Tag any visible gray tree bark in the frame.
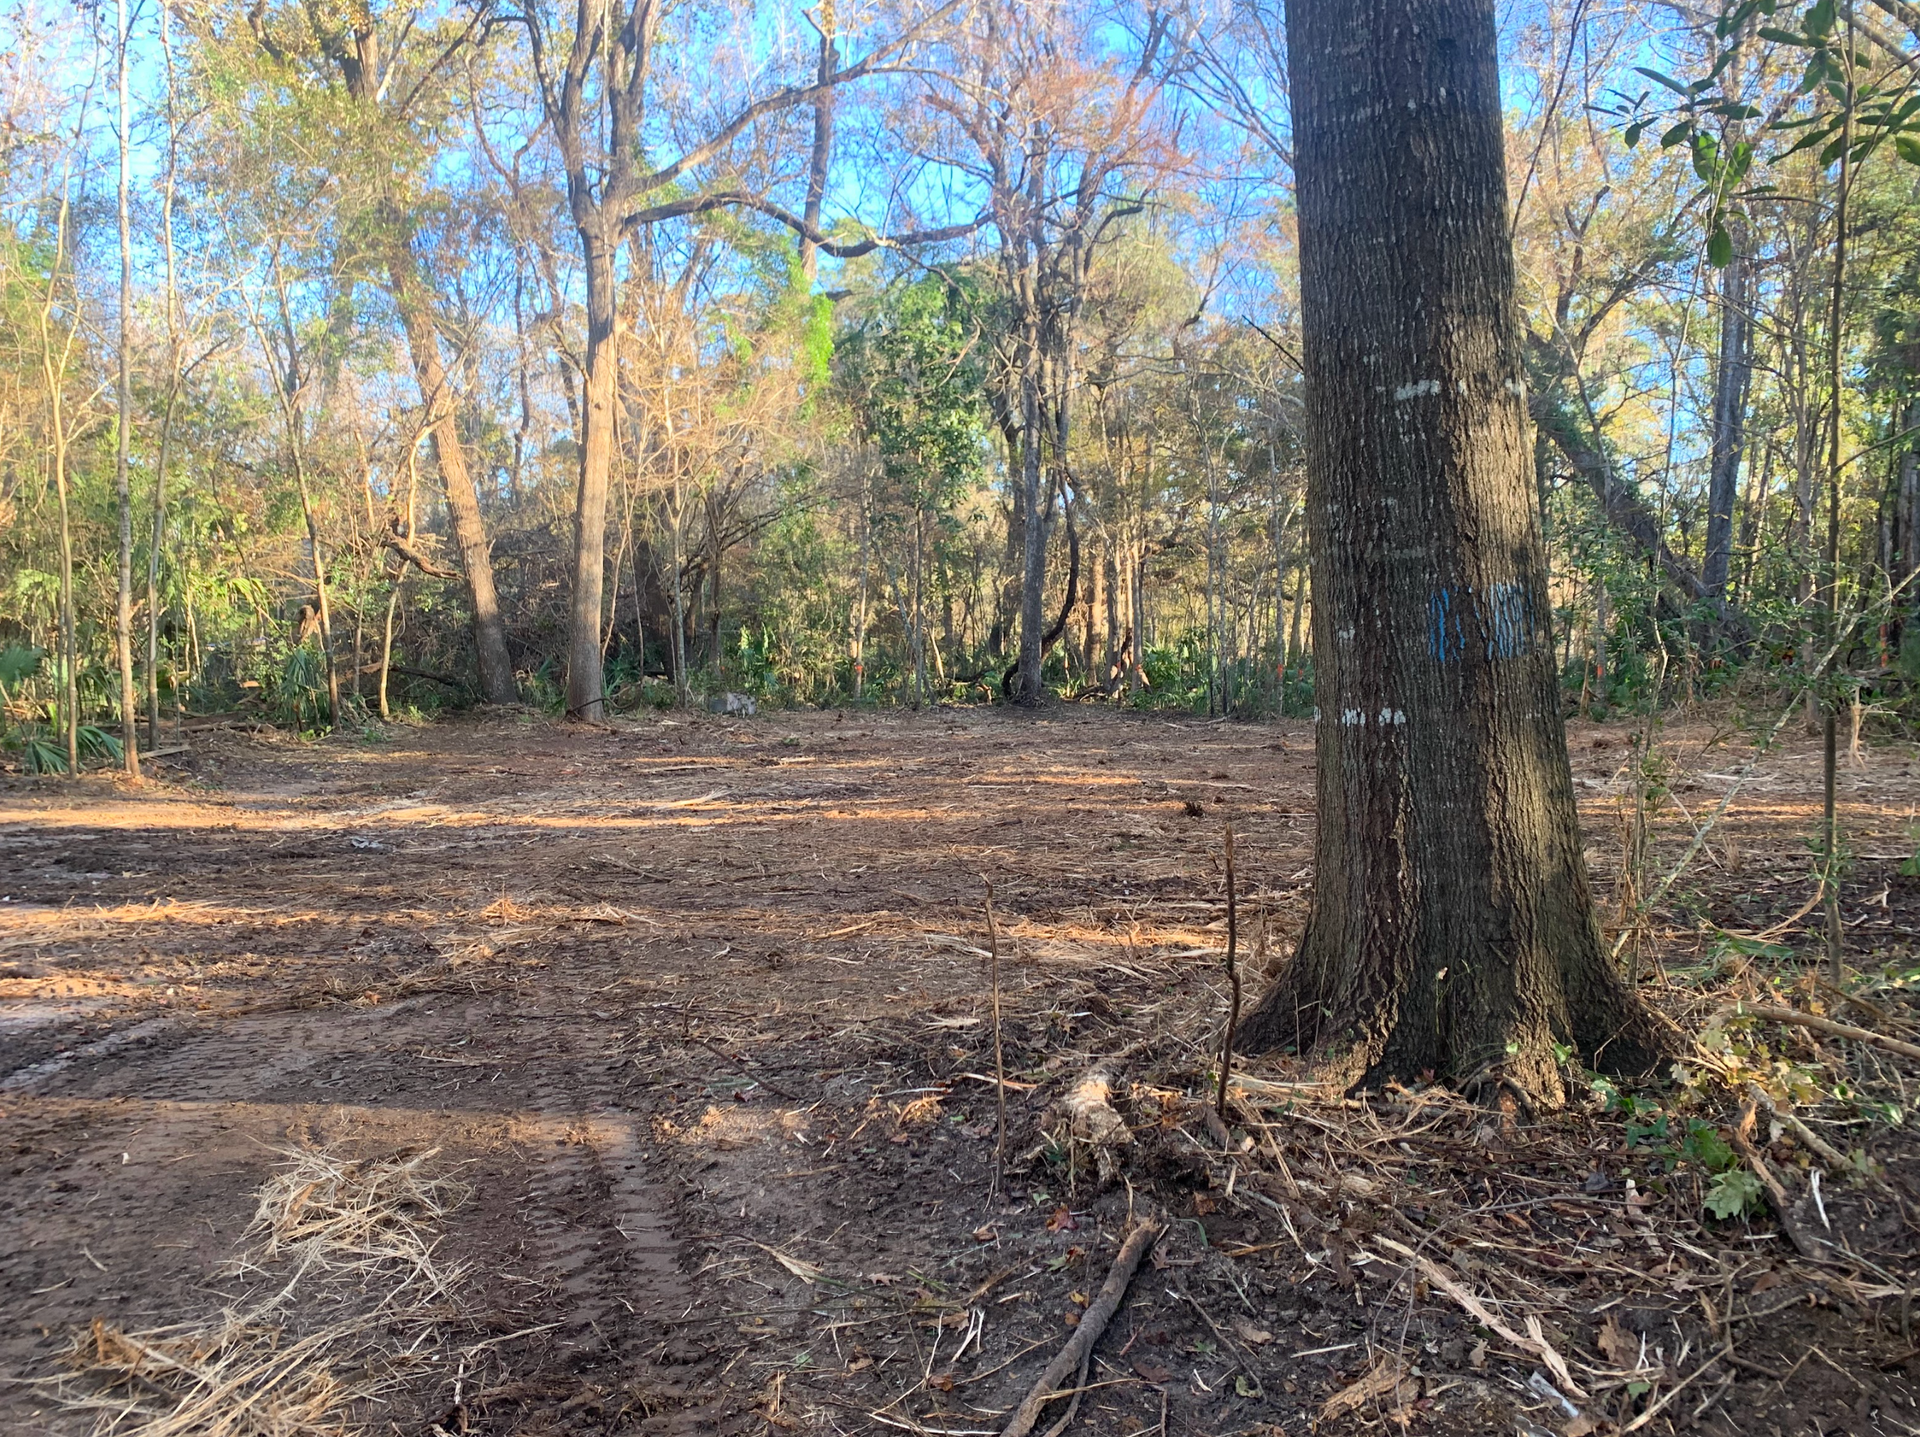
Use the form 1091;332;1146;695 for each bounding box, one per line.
114;0;140;776
1703;225;1752;605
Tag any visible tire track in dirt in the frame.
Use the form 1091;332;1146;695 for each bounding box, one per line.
2;978;718;1432
494;1009;742;1434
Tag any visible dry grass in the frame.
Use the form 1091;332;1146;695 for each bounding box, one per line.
57;1146;467;1437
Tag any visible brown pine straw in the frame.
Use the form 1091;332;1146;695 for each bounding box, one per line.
54;1145;468;1437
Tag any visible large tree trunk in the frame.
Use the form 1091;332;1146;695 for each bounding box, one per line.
565;232;619;721
1702;228;1752;606
387;239;517;705
1238;0;1666;1101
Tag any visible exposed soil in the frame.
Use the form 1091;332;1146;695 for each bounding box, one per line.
4;705;1920;1436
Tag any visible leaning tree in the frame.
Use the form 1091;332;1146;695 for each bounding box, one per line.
1236;0;1671;1103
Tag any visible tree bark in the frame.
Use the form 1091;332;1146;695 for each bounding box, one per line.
1015;319;1048;702
114;0;139;776
386;237;518;705
1703;225;1752;606
798;15;837;284
566;231;620;720
1237;0;1667;1100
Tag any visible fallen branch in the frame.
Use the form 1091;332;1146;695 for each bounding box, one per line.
1815;979;1920;1036
1742;1081;1856;1177
1740;1003;1920;1065
1215;823;1241;1122
382;533;460;579
1374;1236;1586;1399
985;879;1008;1193
997;1223;1160;1437
1622;1344;1729;1433
1731;1099;1827;1263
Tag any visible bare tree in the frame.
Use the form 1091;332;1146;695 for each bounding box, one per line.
917;0;1177;703
245;1;521;705
515;0;964;720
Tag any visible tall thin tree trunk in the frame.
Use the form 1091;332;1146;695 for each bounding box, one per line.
1286;558;1306;673
1238;0;1665;1098
262;259;338;728
1822;61;1855;986
388;243;517;704
669;473;690;707
913;508;928;706
566;232;620;721
113;0;139;775
798;9;837;285
1103;541;1121;695
1895;397;1919;649
147;2;180;753
39;94;89;776
51;418;78;776
1703;224;1752;611
1121;545;1136;691
852;474;871;700
1016;357;1047;704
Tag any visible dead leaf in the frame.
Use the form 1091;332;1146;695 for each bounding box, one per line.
1468;1339;1488;1370
1193;1193;1217;1216
1231;1317;1273;1345
1046;1206;1078;1232
898;1094;943;1126
1597;1311;1636;1367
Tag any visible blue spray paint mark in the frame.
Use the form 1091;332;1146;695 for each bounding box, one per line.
1428;588;1464;661
1428;583;1533;663
1485;582;1532;660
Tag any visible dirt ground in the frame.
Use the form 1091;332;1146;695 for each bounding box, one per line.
4;704;1920;1437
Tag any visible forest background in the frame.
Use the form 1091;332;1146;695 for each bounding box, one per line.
3;0;1919;764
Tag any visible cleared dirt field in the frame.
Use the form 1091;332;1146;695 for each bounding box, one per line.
4;705;1920;1436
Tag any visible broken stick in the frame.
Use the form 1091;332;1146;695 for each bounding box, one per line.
997;1222;1161;1437
1731;1099;1828;1263
1740;1003;1920;1065
1216;823;1240;1122
986;879;1008;1194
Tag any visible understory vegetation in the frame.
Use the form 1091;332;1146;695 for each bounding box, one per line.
1;0;1918;752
